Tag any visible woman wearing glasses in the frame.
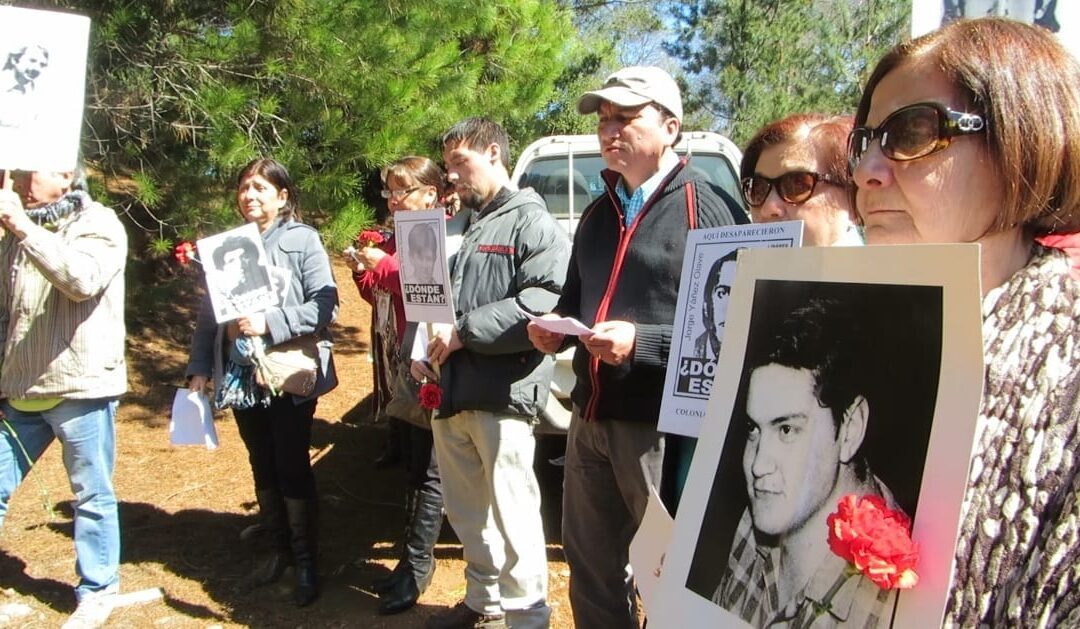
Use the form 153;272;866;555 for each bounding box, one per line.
849;18;1080;625
350;155;450;615
740;113;862;247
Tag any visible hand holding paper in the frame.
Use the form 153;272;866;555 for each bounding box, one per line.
521;308;593;338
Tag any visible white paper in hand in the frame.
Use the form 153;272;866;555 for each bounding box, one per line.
170;388;218;450
519;307;593;336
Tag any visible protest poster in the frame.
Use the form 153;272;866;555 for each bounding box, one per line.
911;0;1079;59
658;221;803;437
196;223;277;323
395;208;455;324
0;6;90;173
651;244;985;628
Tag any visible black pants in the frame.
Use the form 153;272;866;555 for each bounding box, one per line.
400;422;441;496
235;396;318;500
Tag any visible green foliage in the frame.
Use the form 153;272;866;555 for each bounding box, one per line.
22;0;577;252
666;0;910;146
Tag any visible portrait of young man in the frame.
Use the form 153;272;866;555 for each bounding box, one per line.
693;249;738;361
685;281;943;628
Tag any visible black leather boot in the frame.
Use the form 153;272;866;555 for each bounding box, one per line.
236;489;291;593
371;490;417;594
284;497;319;607
378;488;443;615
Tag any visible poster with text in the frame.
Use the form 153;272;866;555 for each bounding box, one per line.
196;223;277;323
912;0;1079;60
0;6;90;172
651;245;985;628
658;221;803;437
395;208;455;324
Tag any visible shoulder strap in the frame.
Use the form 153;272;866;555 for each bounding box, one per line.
685;181;698;230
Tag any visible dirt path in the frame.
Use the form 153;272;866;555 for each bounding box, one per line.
0;259;572;628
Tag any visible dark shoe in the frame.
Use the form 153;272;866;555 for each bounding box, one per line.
284;497;319;607
425;601;506;629
235;489;291;593
377;489;443;614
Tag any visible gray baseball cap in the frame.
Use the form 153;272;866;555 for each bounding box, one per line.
577;66;683;122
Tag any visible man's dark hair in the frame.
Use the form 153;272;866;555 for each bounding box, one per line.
749;296;865;436
442;117;510;169
703;249;739;328
212;235;259;271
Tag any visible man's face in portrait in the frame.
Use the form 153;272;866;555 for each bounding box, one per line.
707;261;735;338
742;363;843;536
220;247;246;289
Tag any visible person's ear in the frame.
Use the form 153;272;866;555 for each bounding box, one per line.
664;117;681;144
57;171;75;191
838;395;869;463
278;187;289;205
486;142;501;167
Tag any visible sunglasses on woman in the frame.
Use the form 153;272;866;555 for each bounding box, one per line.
740;171;843;207
847;102;986;171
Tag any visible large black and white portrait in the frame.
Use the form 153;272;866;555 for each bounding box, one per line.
0;7;90;172
687;281;941;627
650;245;986;628
196;223;276;323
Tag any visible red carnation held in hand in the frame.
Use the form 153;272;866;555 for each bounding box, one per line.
827;494;919;590
173;241;197;266
356;229;387;249
418;381;442;410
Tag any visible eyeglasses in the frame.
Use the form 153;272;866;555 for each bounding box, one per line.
847;102;986;171
741;171;842;207
380;186;423;200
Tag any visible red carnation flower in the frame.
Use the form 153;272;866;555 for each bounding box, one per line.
173;241;198;266
827;494;919;590
419;381;442;410
356;229;387;249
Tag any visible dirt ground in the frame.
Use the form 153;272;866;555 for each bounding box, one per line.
0;259;573;628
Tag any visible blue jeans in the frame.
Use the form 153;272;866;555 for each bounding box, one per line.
0;398;121;601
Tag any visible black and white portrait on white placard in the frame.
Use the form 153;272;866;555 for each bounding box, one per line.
196;223;277;323
0;7;90;172
658;221;802;438
394;208;456;324
688;281;941;627
650;245;986;629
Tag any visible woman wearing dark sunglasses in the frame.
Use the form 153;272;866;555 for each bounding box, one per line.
851;17;1080;626
740;113;862;247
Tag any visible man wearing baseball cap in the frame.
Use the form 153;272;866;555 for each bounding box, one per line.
528;66;747;628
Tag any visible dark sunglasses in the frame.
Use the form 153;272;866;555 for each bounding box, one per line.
740;171;842;207
847;102;986;171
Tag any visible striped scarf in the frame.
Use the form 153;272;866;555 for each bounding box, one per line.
26;190;90;227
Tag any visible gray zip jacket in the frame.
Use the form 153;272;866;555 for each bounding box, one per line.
438;187;569;418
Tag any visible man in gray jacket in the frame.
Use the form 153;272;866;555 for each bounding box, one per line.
418;118;569;629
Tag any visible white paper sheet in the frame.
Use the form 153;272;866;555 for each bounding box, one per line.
629;488;674;616
520;308;594;337
169;388;218;450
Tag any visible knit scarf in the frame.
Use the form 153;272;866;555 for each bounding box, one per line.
26;190;90;227
945;245;1080;627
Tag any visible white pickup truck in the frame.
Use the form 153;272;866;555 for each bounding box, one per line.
511;132;746;433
